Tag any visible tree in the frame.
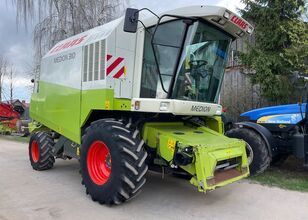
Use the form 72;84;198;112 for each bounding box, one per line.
240;0;308;102
0;56;8;102
10;0;128;61
8;66;15;102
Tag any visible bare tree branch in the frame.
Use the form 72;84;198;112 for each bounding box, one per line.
0;56;9;102
10;0;129;63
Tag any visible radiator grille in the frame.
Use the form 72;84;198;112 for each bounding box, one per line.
83;40;106;82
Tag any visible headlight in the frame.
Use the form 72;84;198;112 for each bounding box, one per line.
215;109;222;115
223;11;231;19
247;26;254;34
160;102;170;111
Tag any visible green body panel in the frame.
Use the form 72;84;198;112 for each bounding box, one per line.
30;81;131;143
204;116;224;134
80;89;114;128
142;122;249;191
113;99;131;111
30;81;82;143
80;89;131;127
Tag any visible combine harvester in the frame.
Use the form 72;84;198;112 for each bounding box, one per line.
28;5;254;205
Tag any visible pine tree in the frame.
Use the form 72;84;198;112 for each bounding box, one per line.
240;0;307;102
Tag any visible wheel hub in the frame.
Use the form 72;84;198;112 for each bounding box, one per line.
31;140;39;163
87;141;112;185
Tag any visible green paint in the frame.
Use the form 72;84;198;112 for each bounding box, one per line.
204;116;224;134
30;81;82;143
80;89;114;128
142;122;249;191
80;91;131;126
113;99;131;111
30;81;132;143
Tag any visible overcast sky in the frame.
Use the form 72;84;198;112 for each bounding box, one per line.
0;0;244;102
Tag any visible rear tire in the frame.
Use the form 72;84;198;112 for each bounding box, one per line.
80;118;148;205
226;128;271;175
29;132;55;170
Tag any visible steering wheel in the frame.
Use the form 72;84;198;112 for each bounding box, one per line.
189;60;209;78
189;60;208;68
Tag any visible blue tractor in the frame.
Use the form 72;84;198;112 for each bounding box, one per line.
226;103;308;175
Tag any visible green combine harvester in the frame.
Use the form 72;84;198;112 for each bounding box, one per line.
28;6;254;205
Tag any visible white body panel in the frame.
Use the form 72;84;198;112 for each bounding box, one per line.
131;98;222;116
41;47;83;89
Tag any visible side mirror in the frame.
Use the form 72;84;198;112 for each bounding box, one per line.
123;8;139;33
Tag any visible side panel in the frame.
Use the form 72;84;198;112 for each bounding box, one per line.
41;47;82;89
80;89;114;128
112;23;137;99
31;42;83;143
30;81;81;143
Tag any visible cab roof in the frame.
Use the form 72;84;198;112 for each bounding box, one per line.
45;5;253;58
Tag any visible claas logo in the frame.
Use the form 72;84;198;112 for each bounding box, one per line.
50;35;87;54
230;15;248;29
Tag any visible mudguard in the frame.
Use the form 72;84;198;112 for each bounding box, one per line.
235;121;276;157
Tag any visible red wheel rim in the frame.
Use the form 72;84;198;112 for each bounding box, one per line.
87;141;112;185
31;140;39;162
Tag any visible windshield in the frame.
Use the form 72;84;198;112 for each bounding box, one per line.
140;20;232;103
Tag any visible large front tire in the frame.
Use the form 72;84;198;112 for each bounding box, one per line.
226;128;271;175
80;118;148;205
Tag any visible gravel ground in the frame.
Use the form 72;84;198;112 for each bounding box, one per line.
1;138;308;220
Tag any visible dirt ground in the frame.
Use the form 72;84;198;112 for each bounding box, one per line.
1;138;308;220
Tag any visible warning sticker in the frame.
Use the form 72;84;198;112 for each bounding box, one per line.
167;139;176;152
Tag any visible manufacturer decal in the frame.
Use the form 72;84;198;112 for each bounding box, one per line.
50;35;87;54
54;52;76;63
230;15;248;29
257;114;303;124
191;105;211;112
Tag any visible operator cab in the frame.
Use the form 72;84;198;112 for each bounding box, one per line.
124;6;253;116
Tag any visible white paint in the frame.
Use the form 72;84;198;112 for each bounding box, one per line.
40;47;82;89
131;98;222;116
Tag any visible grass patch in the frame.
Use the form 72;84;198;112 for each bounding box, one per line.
0;134;30;143
250;157;308;192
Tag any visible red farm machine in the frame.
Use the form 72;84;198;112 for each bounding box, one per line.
0;101;29;136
